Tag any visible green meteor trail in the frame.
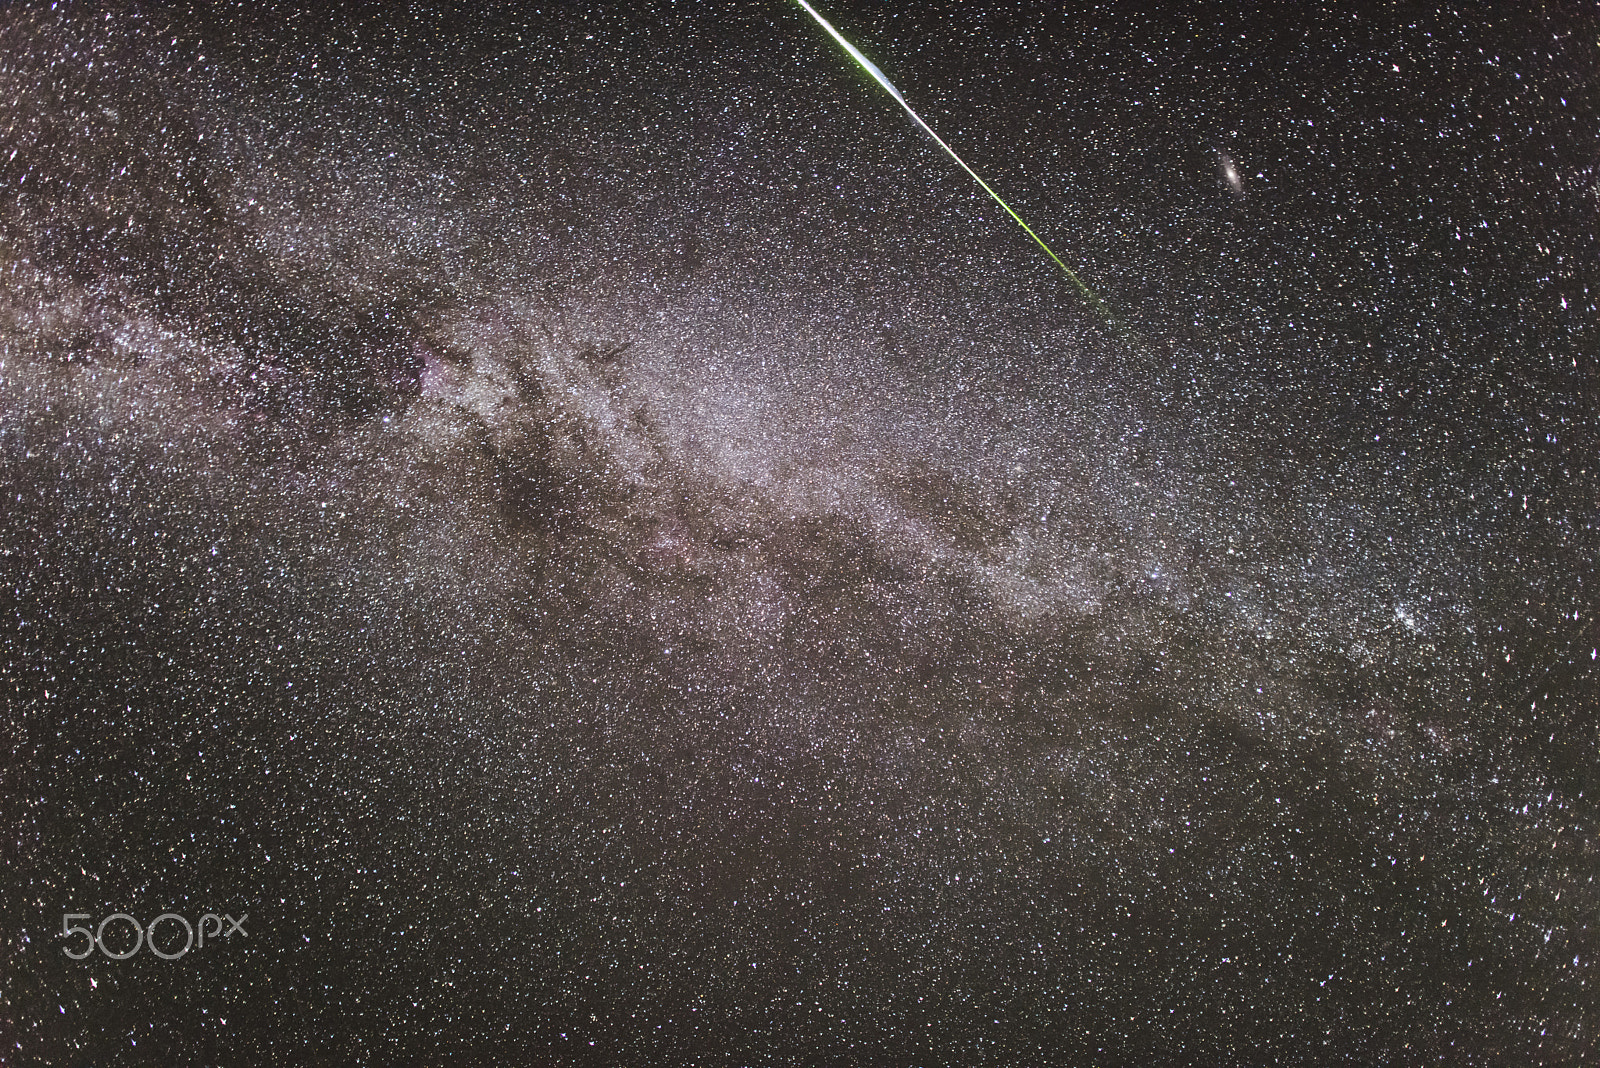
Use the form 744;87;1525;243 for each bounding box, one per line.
792;0;1115;323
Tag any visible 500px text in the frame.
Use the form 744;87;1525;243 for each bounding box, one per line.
62;912;248;960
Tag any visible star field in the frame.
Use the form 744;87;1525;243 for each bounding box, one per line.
2;1;1596;1064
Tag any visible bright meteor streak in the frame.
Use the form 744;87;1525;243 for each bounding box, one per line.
792;0;1113;321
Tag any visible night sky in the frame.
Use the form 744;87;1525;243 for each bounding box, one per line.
2;1;1597;1064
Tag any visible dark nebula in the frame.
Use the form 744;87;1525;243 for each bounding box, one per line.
2;1;1596;1064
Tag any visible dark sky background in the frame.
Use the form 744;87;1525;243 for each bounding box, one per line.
2;1;1597;1064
